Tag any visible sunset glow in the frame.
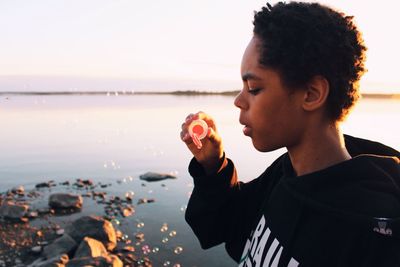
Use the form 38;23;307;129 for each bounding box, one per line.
0;0;399;93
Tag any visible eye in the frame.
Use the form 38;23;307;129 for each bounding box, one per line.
248;87;261;95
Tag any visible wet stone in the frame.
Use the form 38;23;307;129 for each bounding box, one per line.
35;181;56;189
31;246;42;254
137;198;155;205
42;234;77;259
56;229;65;235
65;215;117;251
37;207;54;215
27;211;39;218
74;237;109;258
139;172;177;182
49;193;83;209
135;233;145;242
120;206;135;217
66;254;123;267
11;186;24;195
0;201;29;220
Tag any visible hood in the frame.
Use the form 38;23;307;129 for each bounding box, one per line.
282;135;400;239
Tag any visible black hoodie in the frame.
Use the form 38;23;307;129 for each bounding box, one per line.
185;135;400;266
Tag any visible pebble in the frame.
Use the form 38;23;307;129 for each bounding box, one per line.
137;198;155;205
122;246;135;252
56;229;65;235
135;232;145;242
31;246;42;253
11;186;24;195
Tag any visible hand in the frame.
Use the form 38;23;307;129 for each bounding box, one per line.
180;111;224;174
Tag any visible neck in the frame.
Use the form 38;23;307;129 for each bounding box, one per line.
287;122;351;176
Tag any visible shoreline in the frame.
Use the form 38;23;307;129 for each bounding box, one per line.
0;90;399;99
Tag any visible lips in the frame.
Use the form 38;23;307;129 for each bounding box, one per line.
239;118;251;136
242;125;251;136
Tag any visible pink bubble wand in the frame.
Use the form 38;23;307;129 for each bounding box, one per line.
188;119;208;149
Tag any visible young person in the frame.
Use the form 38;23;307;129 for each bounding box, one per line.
180;2;400;266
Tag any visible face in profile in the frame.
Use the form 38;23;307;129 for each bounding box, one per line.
234;36;307;152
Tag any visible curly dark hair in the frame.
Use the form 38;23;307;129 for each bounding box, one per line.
253;2;367;121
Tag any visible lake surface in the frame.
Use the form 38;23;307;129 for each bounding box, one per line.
0;94;399;266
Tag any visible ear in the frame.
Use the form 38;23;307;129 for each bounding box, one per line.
301;75;329;112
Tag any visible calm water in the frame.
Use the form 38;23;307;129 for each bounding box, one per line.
0;94;399;266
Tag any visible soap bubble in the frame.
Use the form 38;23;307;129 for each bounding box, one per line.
137;222;145;228
141;245;151;255
169;231;177;237
162;237;169;243
160;223;168;232
163;261;171;266
152;247;160;253
174;246;183;254
111;219;120;225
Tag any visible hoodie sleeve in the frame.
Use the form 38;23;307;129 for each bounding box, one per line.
184;154;283;261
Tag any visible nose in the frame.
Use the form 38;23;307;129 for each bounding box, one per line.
234;90;247;110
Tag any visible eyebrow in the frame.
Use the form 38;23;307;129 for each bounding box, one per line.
241;72;262;82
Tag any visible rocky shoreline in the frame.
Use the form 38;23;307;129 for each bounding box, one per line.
0;173;179;267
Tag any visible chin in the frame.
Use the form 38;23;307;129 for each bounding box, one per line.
252;139;282;153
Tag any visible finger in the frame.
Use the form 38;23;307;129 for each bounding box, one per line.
185;113;195;122
196;112;217;131
181;131;193;144
181;122;188;130
207;127;221;145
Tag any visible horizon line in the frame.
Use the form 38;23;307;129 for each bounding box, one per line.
0;90;399;99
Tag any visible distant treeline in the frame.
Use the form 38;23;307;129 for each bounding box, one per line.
0;90;399;99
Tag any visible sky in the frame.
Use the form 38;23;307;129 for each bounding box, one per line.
0;0;399;93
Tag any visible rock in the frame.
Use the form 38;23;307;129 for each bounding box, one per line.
36;181;56;189
114;244;135;253
31;245;42;254
120;206;134;217
73;179;95;189
137;198;155;205
0;201;28;219
11;185;24;195
139;172;176;182
37;207;55;215
65;216;117;251
56;229;65;235
73;237;108;258
27;254;69;267
49;193;83;209
135;233;145;242
28;211;39;218
66;255;122;267
42;234;77;259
